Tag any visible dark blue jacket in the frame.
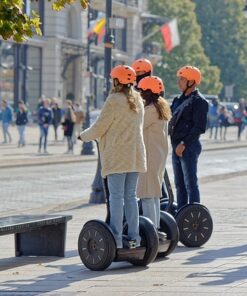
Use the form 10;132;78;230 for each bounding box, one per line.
170;90;208;146
38;106;52;126
16;111;28;125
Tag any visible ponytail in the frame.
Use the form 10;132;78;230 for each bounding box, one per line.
111;80;139;112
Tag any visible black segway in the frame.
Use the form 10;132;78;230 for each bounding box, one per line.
139;198;179;258
78;143;159;271
160;169;213;247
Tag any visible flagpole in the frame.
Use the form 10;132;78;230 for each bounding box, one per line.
81;1;94;155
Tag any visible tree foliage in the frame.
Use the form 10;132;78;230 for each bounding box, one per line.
0;0;88;42
194;0;247;99
149;0;222;96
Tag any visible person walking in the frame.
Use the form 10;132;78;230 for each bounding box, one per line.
208;98;220;140
168;66;208;211
16;100;28;147
62;100;76;154
78;65;146;249
73;102;85;143
38;98;52;154
51;99;62;141
218;105;230;140
136;76;171;231
1;100;13;143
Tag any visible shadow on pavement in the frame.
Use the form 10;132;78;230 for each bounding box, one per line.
187;265;247;286
1;250;148;295
183;244;247;265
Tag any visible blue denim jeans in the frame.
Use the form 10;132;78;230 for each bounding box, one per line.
142;197;160;229
172;140;202;210
107;172;141;248
2;122;12;143
39;125;49;151
17;125;26;145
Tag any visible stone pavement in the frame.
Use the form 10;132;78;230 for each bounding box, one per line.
0;124;247;295
0;125;247;168
0;174;247;295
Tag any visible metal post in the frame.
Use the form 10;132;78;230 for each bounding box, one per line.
104;0;114;100
89;0;114;204
81;2;94;155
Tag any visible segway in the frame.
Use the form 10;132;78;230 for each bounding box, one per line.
139;198;179;258
78;143;159;271
160;169;213;247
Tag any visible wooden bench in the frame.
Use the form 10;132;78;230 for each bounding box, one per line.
0;215;72;257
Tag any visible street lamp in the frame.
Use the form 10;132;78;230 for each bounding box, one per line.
89;0;114;203
81;2;95;155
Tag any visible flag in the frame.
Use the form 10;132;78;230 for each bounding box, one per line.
160;18;180;53
88;17;106;38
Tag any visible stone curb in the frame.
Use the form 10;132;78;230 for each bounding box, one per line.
0;142;246;169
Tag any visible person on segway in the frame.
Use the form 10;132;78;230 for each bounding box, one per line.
169;66;208;211
136;76;171;233
78;65;146;250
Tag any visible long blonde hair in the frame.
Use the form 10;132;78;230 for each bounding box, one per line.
142;91;171;120
111;79;139;112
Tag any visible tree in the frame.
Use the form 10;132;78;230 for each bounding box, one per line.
194;0;247;99
148;0;222;96
0;0;88;42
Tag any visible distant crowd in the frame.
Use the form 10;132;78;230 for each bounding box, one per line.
0;97;85;154
207;98;247;141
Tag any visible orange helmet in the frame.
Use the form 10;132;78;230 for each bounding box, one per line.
138;76;164;94
131;58;153;74
110;65;136;85
177;66;202;85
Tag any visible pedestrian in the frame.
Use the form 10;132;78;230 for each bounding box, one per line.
1;100;13;143
168;66;208;211
38;98;52;154
16;100;28;147
73;102;85;143
62;100;76;154
131;58;153;89
51;98;62;141
78;65;146;249
136;76;171;231
218;105;230;140
235;98;247;140
208;98;220;140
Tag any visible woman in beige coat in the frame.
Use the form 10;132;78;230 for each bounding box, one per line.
79;65;146;249
137;76;171;229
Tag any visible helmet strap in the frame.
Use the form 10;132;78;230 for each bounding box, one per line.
183;80;195;96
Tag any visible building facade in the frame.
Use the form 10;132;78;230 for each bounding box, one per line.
0;0;149;114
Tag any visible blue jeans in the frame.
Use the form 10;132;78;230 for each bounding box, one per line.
17;125;26;145
172;140;202;210
142;197;160;229
107;172;141;248
2;122;12;143
39;125;49;151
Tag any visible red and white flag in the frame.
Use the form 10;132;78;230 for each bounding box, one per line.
160;18;180;53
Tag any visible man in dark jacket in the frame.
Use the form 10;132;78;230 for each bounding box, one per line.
38;98;52;153
169;66;208;211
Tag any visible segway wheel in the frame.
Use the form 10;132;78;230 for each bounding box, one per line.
160;200;178;217
158;211;179;257
78;220;116;271
124;216;159;266
176;204;213;247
